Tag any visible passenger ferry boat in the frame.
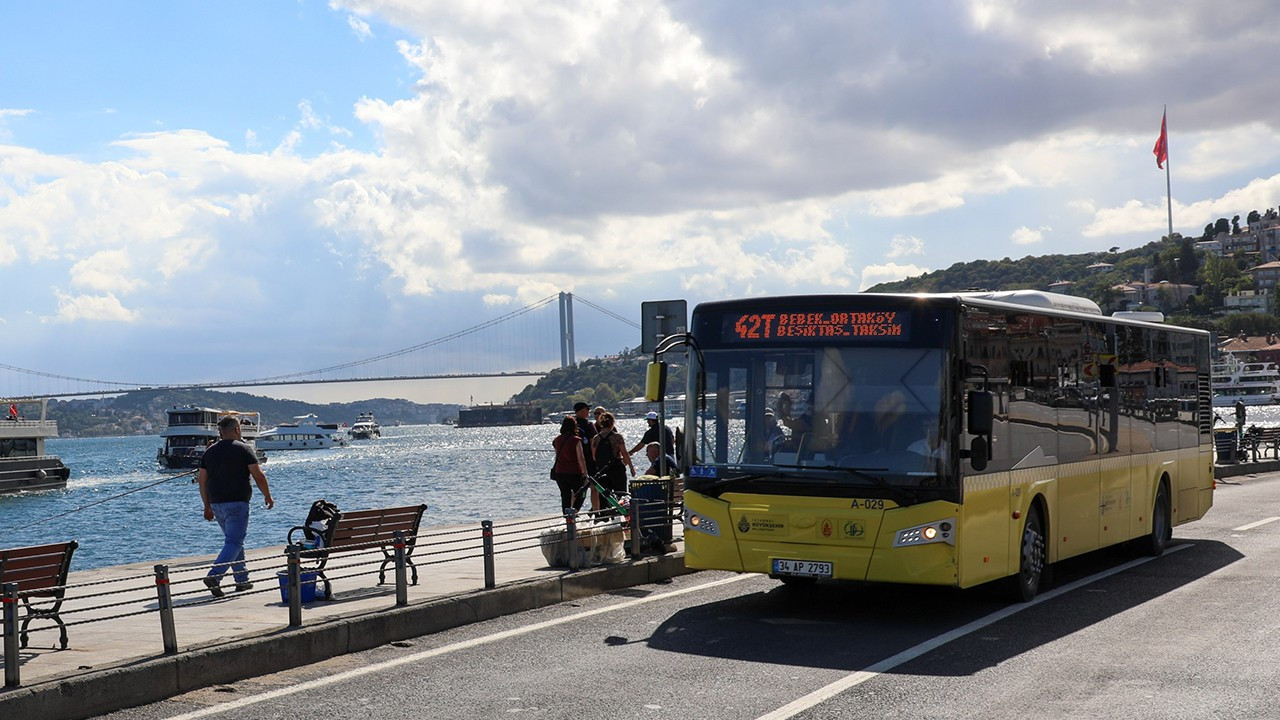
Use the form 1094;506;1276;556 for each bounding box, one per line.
257;414;347;451
157;406;267;469
1211;353;1280;407
0;398;70;494
349;411;381;439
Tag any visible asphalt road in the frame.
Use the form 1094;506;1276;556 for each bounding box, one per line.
100;472;1280;720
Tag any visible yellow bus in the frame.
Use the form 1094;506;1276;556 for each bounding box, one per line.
679;291;1214;600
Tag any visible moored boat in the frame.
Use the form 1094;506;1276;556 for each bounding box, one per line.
257;414;347;450
1211;353;1280;406
157;406;267;469
349;411;380;439
1;398;70;494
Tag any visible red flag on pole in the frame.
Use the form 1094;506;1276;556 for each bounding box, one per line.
1153;111;1168;169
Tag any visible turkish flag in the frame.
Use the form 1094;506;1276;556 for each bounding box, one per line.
1153;111;1168;169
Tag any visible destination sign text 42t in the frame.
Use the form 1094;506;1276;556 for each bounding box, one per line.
730;311;910;341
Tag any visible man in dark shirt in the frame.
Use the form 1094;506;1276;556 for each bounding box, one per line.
573;402;598;475
197;415;273;597
630;411;675;458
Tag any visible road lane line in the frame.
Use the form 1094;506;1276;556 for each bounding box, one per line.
1233;516;1280;531
164;574;751;719
755;544;1191;720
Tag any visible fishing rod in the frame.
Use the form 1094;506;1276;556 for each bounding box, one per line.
9;469;199;533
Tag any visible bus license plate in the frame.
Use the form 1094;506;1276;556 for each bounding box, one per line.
772;559;832;578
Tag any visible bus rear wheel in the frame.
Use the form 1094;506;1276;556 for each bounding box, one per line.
1141;482;1172;557
1011;507;1046;602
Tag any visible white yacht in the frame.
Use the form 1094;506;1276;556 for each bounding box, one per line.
1211;353;1280;407
349;411;381;440
157;406;267;469
257;414;348;451
1;398;70;494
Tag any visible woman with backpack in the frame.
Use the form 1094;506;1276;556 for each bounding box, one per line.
590;412;635;517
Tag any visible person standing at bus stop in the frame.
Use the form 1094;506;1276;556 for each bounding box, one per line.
197;415;273;597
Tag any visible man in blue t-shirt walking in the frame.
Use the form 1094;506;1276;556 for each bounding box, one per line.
197;415;274;597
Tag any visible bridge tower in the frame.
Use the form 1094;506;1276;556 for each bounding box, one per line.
559;292;576;367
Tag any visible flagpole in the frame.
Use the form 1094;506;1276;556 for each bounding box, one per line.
1164;105;1174;240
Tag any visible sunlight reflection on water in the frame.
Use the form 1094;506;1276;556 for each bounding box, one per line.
0;420;654;570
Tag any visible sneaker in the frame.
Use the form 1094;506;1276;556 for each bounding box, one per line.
203;577;224;598
234;582;254;592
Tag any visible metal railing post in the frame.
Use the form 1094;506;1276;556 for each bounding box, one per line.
286;544;302;627
393;531;408;607
566;511;579;571
481;520;496;589
154;565;178;655
3;582;19;688
629;500;642;559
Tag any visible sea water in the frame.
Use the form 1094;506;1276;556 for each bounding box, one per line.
0;420;655;571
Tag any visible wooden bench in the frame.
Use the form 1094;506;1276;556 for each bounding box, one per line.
1245;426;1280;461
0;541;77;649
287;504;427;600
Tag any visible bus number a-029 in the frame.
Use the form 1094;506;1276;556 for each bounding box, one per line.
772;559;833;578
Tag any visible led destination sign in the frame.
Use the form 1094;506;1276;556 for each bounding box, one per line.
727;310;911;342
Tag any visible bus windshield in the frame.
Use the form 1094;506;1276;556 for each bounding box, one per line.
692;344;952;498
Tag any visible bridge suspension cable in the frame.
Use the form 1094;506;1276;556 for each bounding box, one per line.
573;295;641;329
236;294;562;384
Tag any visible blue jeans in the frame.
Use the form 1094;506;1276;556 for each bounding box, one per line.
209;501;250;584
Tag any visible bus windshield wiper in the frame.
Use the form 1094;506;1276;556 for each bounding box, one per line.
772;463;917;506
693;472;784;495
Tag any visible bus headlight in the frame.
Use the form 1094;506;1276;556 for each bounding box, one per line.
685;510;720;537
893;519;956;547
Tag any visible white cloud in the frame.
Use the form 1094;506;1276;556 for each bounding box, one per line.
69;250;143;293
50;291;138;323
1083;173;1280;238
347;14;373;41
860;263;931;291
1011;226;1050;245
887;234;923;258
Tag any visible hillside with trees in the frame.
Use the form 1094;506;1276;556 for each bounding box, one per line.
867;208;1280;338
46;389;462;437
508;349;685;416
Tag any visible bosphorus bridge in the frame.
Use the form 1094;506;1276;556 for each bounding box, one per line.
1;293;639;400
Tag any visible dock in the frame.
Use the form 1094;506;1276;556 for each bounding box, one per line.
0;515;688;720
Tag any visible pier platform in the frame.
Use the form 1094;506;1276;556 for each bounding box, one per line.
0;516;689;720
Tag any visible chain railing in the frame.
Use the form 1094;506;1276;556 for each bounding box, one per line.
0;497;684;688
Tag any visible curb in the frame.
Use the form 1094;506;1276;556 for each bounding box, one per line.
0;553;694;720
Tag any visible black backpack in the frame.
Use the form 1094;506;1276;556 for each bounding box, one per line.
301;499;340;544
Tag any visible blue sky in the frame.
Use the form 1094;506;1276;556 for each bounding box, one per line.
4;1;1280;405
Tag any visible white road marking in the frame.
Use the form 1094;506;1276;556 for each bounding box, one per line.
164;574;751;719
754;544;1191;720
1232;516;1280;531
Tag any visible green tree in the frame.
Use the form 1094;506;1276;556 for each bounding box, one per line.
1214;217;1231;236
1232;215;1241;234
1248;210;1262;226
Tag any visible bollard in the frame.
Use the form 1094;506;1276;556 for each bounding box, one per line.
629;500;642;559
565;511;579;571
153;565;178;655
286;544;302;627
393;531;408;607
481;520;496;589
3;582;18;688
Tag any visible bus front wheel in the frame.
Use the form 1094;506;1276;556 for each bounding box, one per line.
1011;507;1046;602
1140;482;1172;557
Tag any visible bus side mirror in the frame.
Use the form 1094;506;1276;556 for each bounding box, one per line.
967;390;993;436
645;362;668;403
968;436;988;471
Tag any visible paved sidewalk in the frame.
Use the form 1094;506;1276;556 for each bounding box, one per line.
1;514;688;720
